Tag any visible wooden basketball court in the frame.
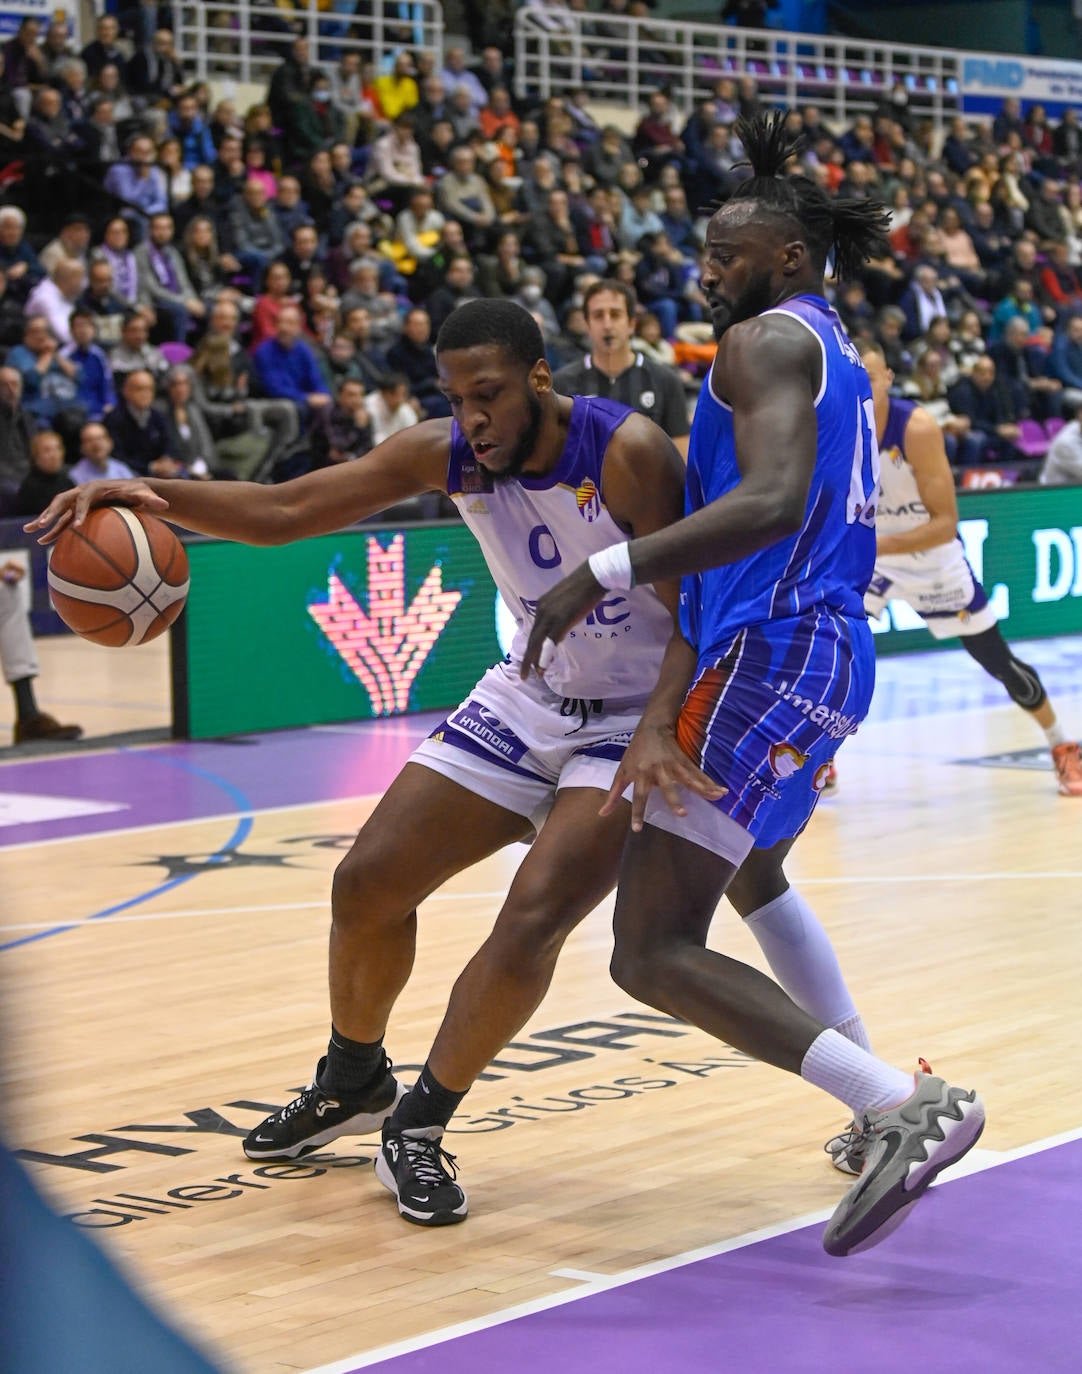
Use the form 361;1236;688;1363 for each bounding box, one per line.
2;632;1081;1372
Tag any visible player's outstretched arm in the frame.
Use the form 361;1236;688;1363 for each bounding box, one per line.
26;422;452;547
876;407;959;557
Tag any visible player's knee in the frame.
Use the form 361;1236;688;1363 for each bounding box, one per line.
965;630;1048;710
330;857;371;931
725;865;786;919
492;899;583;968
331;843;412;930
609;942;661;1006
1003;656;1047;711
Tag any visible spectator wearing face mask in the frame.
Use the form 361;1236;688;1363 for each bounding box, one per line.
510;267;561;342
285;75;345;162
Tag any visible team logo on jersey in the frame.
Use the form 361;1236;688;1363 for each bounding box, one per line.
458;458;494;495
576;477;602;522
640;390;656;409
768;742;809;778
812;761;833;792
885;445;905;468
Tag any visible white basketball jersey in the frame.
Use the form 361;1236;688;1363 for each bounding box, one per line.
446;396;672;700
876;397;965;577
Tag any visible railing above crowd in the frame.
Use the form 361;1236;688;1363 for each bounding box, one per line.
512;8;964;126
147;0;966;126
171;1;445;88
3;0;1081;505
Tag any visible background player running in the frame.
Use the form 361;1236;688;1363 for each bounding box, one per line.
852;340;1082;798
522;114;986;1258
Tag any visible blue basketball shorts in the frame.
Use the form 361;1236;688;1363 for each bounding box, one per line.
666;608;875;853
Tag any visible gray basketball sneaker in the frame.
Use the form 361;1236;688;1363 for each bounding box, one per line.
825;1059;934;1177
822;1073;985;1257
824;1120;868;1177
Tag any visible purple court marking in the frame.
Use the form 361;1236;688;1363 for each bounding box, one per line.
0;715;445;848
337;1139;1082;1374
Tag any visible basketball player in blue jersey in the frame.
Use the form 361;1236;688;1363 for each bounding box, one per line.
522;114;986;1257
852;341;1082;799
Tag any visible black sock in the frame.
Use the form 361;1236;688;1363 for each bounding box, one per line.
12;677;36;723
320;1027;386;1094
391;1063;469;1132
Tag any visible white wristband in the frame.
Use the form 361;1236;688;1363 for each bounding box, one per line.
588;542;635;591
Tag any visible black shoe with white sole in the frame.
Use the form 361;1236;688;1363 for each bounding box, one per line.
376;1122;468;1226
242;1056;405;1160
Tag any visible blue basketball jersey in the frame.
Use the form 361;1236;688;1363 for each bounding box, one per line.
679;294;879;656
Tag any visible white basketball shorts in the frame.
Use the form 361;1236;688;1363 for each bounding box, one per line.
865;548;998;640
410;660;646;832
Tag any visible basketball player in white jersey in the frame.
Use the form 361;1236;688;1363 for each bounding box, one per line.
29;300;876;1230
856;341;1082;799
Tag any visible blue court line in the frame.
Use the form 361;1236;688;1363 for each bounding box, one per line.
1;754;254;953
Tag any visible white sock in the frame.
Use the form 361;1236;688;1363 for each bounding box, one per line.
800;1029;915;1119
1043;719;1067;749
833;1012;872;1052
744;888;870;1047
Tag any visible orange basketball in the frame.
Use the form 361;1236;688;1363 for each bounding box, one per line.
47;506;190;647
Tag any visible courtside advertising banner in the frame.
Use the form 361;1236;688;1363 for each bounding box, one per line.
166;490;1082;737
960;51;1082;117
173;524;500;738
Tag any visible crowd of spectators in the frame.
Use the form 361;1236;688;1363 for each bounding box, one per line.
3;2;1082;517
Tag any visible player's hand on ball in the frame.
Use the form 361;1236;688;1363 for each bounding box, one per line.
24;479;170;546
600;722;727;833
520;562;606;679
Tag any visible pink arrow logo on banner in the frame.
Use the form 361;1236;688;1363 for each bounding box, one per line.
308;535;462;715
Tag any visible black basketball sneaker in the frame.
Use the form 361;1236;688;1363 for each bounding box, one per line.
243;1056;405;1160
376;1122;468;1226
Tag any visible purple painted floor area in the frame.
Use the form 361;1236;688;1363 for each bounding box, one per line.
356;1140;1082;1374
0;715;445;847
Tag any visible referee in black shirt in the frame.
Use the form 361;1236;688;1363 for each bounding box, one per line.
553;280;692;458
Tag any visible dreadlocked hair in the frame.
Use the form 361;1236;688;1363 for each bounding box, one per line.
722;110;891;280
